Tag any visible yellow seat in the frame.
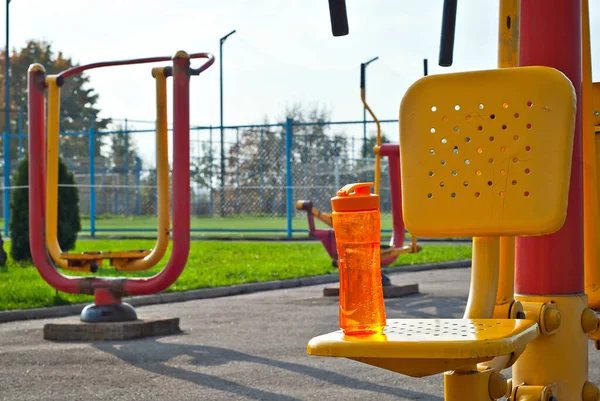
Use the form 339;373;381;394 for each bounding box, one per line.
307;66;576;378
307;318;538;377
61;250;152;272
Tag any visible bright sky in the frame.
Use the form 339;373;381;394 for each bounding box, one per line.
6;0;600;164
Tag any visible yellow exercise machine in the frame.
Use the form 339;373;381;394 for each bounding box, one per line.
310;0;600;398
45;68;170;273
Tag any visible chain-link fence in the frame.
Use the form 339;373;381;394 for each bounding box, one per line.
0;115;400;238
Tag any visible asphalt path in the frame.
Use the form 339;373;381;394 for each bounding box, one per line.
0;267;597;400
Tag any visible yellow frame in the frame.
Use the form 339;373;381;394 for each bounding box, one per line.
583;0;600;310
44;69;170;272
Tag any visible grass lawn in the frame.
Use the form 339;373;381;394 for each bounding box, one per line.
0;214;402;238
0;240;471;311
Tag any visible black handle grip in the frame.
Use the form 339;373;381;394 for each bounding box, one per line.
328;0;349;36
438;0;458;67
360;63;365;89
423;59;428;76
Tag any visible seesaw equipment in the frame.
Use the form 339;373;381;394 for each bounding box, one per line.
27;51;213;322
308;0;600;399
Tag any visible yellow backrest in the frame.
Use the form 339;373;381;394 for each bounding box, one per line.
399;67;576;238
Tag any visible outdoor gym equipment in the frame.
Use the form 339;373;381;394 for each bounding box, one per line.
296;58;420;269
308;0;600;399
310;62;577;401
45;60;172;273
27;51;214;323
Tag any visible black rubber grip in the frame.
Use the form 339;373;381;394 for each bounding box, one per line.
328;0;349;36
360;63;365;89
438;0;458;67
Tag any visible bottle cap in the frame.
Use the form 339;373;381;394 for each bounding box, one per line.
331;182;379;212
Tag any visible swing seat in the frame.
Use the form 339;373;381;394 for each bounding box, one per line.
61;249;152;272
307;318;538;377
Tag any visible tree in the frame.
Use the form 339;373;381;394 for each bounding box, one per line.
1;40;110;161
139;168;158;215
9;157;81;262
221;104;352;216
107;124;140;172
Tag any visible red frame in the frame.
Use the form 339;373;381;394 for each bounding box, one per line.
515;0;583;295
27;52;214;297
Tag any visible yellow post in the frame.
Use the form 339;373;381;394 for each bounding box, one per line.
464;237;500;319
124;68;171;271
582;0;600;310
44;70;171;272
512;295;589;399
44;77;69;269
493;0;520;319
360;88;382;195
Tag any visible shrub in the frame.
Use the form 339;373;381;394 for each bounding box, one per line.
10;157;81;262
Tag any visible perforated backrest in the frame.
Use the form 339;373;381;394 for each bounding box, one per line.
399;67;576;238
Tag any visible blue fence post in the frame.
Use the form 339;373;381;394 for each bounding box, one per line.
3;113;9;237
17;105;23;161
235;128;240;214
89;115;96;237
101;158;106;216
209;125;213;216
135;156;141;216
285;118;293;238
259;129;264;213
124;118;129;216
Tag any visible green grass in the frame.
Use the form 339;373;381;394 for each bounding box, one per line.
0;214;401;238
0;240;471;311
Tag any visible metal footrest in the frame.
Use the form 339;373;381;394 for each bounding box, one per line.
307;318;538;377
61;250;152;272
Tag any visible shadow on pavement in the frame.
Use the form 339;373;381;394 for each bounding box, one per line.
94;338;443;400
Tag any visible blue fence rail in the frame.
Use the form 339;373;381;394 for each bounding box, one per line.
2;112;400;238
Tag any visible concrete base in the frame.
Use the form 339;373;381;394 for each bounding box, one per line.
323;283;420;298
43;317;181;342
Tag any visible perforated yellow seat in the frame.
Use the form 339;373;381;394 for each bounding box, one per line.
307;66;576;377
61;250;152;272
307;318;538;377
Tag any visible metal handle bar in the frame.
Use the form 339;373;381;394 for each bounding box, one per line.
56;52;215;83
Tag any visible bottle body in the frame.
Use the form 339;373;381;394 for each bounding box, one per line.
333;208;386;335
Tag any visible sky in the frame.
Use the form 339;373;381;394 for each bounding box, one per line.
5;0;600;164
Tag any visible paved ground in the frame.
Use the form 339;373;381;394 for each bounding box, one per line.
0;267;598;401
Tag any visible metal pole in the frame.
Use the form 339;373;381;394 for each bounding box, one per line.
285;118;293;238
361;56;378;158
89;115;96;237
219;29;236;218
17;104;21;160
209;124;213;216
3;0;10;236
135;156;141;216
235;127;240;214
4;0;9;138
259;129;264;213
124;118;129;215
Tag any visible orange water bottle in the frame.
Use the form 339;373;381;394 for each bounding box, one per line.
331;182;386;335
